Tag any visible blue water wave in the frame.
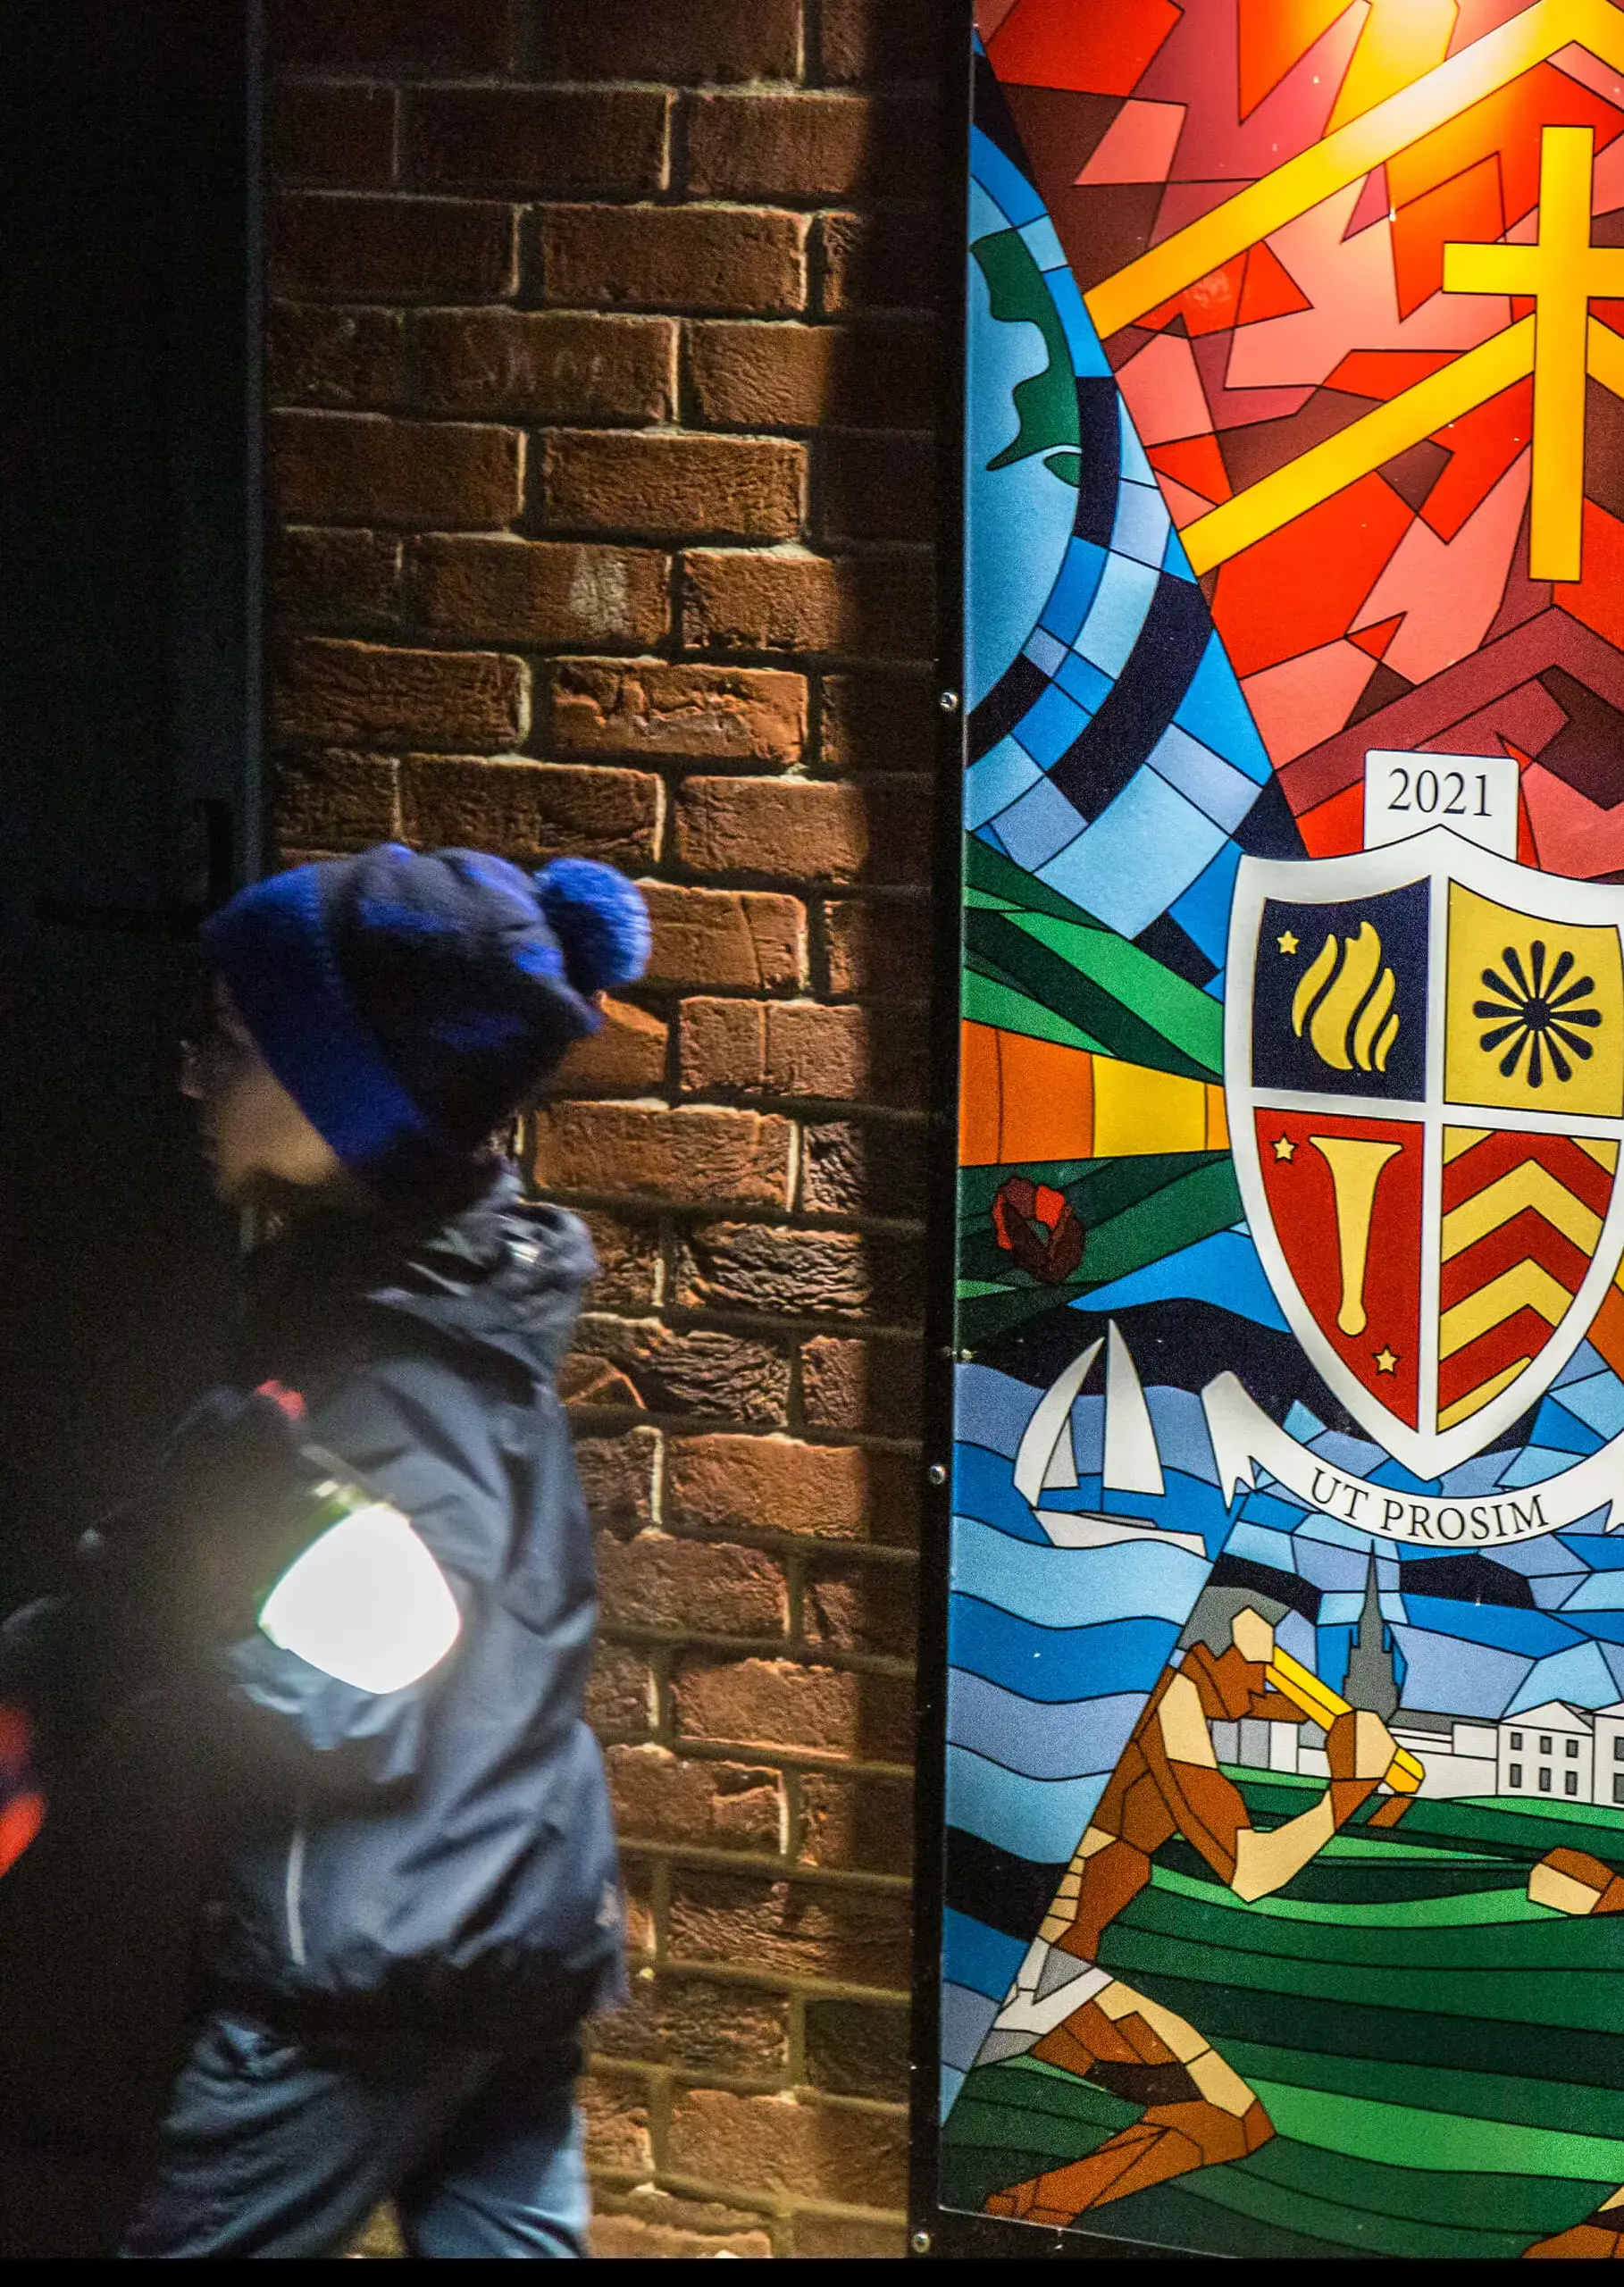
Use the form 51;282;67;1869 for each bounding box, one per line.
948;1597;1179;1703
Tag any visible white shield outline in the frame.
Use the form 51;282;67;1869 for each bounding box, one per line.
1226;826;1624;1480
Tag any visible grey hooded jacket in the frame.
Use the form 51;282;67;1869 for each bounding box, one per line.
190;1164;624;2044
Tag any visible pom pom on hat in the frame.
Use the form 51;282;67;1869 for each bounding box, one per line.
203;843;651;1195
535;858;652;996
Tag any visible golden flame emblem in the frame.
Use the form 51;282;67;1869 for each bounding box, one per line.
1293;923;1400;1074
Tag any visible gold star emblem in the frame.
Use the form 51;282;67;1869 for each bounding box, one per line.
1277;930;1299;955
1272;1135;1295;1161
1374;1347;1399;1375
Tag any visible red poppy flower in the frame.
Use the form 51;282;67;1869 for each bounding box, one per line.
992;1176;1085;1284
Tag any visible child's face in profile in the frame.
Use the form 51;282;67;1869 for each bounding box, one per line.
180;979;344;1208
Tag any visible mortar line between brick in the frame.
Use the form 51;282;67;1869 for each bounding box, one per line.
597;1550;917;1589
667;92;691;205
581;1341;925;1374
647;1428;667;1530
272;73;502;94
612;1956;912;2009
647;1849;674;1956
589;2059;910;2116
618;1751;914;1796
545;1194;932;1239
588;1407;925;1448
800;0;822;90
583;2160;787;2227
618;1830;916;1889
617;1796;915;1840
599;2059;910;2124
786;1989;809;2092
599;1624;916;1679
530;189;938;216
589;2059;789;2104
653;2173;908;2224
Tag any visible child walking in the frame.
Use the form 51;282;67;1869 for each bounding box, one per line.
92;842;646;2258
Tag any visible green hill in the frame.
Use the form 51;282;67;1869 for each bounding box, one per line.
942;1780;1624;2256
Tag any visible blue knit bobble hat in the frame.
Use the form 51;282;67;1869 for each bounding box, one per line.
202;844;650;1194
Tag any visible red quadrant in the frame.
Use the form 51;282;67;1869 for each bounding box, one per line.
1257;1109;1423;1427
1436;1129;1615;1419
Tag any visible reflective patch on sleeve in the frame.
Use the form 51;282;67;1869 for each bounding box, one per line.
258;1502;462;1695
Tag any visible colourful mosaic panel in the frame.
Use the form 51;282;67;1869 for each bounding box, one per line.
943;3;1624;2261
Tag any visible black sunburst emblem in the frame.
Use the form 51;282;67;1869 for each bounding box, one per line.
1474;942;1601;1087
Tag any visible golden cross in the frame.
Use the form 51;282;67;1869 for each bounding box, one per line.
1444;124;1624;581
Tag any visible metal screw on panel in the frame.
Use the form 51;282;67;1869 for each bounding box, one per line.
939;689;960;713
927;1462;947;1486
910;2231;932;2255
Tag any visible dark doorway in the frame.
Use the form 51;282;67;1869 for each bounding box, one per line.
0;0;263;1608
0;0;262;2251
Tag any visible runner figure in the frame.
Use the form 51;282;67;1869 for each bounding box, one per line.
984;1601;1401;2226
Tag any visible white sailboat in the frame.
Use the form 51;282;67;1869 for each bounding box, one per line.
971;1324;1207;2069
1013;1319;1204;1558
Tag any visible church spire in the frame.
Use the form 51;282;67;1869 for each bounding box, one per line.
1344;1548;1398;1720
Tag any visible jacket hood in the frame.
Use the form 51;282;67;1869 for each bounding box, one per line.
242;1160;596;1386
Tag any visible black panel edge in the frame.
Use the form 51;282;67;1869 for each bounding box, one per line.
907;3;972;2257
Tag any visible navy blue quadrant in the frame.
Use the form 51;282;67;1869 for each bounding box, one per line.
1252;879;1430;1102
1047;572;1213;822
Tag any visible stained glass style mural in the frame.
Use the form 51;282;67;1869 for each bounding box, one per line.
934;0;1624;2258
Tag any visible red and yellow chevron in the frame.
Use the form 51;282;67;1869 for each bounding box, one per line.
1437;1127;1620;1428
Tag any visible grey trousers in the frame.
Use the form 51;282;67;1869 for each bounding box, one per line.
121;2008;589;2258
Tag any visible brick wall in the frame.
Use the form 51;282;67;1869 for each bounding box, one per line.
266;0;948;2258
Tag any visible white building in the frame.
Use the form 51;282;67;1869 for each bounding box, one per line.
1397;1713;1499;1798
1220;1696;1624;1806
1497;1700;1624;1806
1596;1705;1624;1806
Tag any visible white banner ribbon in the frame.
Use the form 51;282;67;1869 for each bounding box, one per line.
1201;1371;1624;1545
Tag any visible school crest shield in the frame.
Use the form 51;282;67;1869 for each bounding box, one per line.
1227;827;1624;1480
